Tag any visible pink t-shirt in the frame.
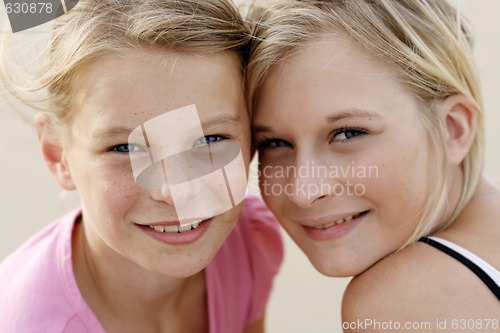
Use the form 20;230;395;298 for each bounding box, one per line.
0;196;283;333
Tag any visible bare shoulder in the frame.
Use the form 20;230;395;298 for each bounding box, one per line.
342;243;441;332
342;242;500;333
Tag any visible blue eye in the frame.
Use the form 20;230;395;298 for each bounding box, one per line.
331;127;368;142
110;144;144;153
193;135;226;147
254;137;292;150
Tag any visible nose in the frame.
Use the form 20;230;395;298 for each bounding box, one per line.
148;162;176;206
287;155;334;209
150;182;175;204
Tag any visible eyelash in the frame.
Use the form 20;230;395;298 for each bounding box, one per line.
109;135;228;154
254;127;368;150
193;134;228;147
253;137;292;150
109;144;146;154
329;126;368;143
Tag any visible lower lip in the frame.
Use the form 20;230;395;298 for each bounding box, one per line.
137;218;212;246
303;212;367;241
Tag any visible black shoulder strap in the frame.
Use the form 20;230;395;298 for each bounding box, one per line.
419;237;500;301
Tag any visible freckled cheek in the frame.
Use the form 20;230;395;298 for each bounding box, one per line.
98;169;141;216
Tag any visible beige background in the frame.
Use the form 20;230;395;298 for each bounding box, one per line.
0;1;498;332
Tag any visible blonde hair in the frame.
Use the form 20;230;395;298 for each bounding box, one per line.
247;0;484;246
1;0;250;125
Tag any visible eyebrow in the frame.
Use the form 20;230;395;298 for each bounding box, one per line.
201;114;241;128
93;126;134;138
253;108;381;134
252;124;272;135
325;108;381;123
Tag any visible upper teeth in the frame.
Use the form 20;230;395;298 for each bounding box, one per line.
313;212;363;229
149;221;202;233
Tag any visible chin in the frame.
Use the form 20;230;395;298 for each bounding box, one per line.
312;263;356;278
159;260;208;278
307;253;369;278
143;252;212;278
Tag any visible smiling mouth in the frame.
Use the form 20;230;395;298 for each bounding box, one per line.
312;211;369;229
148;219;208;233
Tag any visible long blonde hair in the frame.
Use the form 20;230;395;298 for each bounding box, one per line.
247;0;484;246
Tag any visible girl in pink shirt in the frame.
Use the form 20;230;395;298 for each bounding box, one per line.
0;1;283;332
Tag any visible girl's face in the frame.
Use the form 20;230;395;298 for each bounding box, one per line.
59;49;251;278
253;35;433;277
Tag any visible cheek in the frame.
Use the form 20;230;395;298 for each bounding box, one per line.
368;140;432;217
395;144;429;192
78;163;140;216
103;178;138;205
258;164;288;207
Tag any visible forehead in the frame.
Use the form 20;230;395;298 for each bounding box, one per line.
254;33;421;125
68;49;246;132
261;34;402;97
267;33;394;89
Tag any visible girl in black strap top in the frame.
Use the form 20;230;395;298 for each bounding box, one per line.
247;0;500;330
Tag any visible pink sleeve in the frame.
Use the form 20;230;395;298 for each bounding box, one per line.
242;195;284;325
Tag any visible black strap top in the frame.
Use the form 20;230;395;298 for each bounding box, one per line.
419;236;500;301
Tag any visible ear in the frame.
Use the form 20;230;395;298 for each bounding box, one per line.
439;94;478;166
35;113;76;191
